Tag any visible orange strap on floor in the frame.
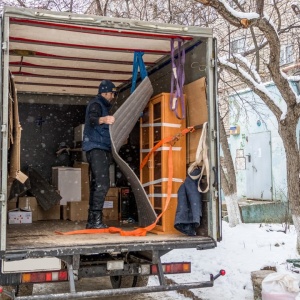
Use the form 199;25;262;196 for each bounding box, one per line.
56;126;194;237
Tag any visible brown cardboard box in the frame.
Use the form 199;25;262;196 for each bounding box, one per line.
19;197;60;221
38;204;61;220
103;195;119;221
67;202;89;221
7;198;17;211
73;161;89;201
18;197;39;221
106;187;119;198
61;205;69;220
184;77;208;164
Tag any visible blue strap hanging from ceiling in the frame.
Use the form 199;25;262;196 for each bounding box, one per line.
131;51;148;94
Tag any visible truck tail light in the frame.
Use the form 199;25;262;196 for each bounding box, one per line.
151;262;191;274
22;270;68;283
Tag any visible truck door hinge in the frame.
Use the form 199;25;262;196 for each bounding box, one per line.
212;129;217;140
2;42;8;51
1;125;7;133
0;194;5;203
210;58;215;68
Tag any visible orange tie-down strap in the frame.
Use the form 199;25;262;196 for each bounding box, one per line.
55;126;195;237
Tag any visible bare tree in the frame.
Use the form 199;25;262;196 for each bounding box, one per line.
1;0;91;13
195;0;300;244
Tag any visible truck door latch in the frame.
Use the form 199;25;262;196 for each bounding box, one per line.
2;42;8;51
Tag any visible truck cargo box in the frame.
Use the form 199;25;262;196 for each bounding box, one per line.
0;6;221;299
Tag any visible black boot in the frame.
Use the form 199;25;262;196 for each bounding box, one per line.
92;210;108;229
86;210;94;229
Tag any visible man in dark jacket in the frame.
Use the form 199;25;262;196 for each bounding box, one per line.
83;80;116;229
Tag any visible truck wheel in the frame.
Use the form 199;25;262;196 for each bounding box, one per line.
110;275;134;288
110;275;149;288
17;284;34;296
0;284;33;299
132;275;149;287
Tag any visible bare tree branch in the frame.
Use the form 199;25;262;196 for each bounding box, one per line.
219;58;282;119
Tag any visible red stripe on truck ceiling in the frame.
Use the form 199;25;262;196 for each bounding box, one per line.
9;17;193;41
14;81;97;89
10;61;133;74
12;71;128;83
9;49;155;65
9;37;169;54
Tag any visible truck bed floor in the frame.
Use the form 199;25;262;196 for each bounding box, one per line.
6;221;215;254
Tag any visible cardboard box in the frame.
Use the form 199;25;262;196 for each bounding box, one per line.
52;167;81;205
73;162;89;201
103;195;119;221
19;197;60;221
7;198;17;211
67;202;89;221
38;204;60;220
184;78;208;164
8;209;32;224
19;197;39;221
106;187;119;198
61;205;69;220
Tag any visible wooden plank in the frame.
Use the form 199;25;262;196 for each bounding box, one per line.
184;78;208;164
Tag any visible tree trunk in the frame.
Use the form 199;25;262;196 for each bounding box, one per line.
219;115;242;226
279;120;300;251
224;193;242;227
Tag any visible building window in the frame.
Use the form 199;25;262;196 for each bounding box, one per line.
280;45;293;65
231;38;246;54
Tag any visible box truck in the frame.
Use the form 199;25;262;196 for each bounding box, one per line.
0;6;222;299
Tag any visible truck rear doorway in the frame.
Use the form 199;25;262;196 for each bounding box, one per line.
1;7;220;257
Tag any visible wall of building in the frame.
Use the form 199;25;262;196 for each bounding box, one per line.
228;82;300;202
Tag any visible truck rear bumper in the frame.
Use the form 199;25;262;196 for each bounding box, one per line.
7;279;215;299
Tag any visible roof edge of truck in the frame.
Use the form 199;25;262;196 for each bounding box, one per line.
2;5;213;37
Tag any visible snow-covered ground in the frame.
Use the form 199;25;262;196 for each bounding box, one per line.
151;221;299;300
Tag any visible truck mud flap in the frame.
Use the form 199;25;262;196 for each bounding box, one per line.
11;280;215;299
110;77;157;227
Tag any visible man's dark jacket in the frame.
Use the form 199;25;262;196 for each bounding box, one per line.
83;95;111;152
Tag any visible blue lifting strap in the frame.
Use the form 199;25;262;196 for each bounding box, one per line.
131;51;148;93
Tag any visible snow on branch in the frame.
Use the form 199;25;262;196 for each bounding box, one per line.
219;56;283;120
233;53;262;83
196;0;259;28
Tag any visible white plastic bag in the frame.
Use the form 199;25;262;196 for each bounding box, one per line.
262;272;300;300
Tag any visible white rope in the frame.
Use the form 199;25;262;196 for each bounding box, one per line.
187;122;209;193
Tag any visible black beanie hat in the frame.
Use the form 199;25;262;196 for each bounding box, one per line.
98;80;116;94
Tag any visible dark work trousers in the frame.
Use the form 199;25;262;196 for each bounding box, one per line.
86;149;111;211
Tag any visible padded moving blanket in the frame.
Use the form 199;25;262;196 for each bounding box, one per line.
110;77;157;227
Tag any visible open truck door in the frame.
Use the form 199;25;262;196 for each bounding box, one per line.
0;12;9;253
